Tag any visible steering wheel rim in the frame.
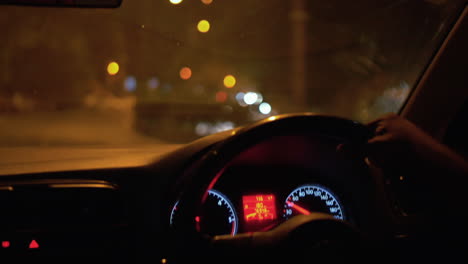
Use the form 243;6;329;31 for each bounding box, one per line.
171;113;374;259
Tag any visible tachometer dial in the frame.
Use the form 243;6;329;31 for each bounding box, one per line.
169;200;179;227
198;189;238;236
170;189;238;236
283;184;345;220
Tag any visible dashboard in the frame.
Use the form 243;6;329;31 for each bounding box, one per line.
169;134;362;236
172;181;348;236
0;114;417;261
163;115;400;250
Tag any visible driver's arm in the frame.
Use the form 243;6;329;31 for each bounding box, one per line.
366;113;468;177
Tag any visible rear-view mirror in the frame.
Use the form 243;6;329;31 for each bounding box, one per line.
0;0;121;8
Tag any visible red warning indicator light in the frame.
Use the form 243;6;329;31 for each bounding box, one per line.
242;194;277;222
29;239;39;249
1;241;10;248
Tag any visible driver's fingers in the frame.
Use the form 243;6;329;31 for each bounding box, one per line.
374;125;387;136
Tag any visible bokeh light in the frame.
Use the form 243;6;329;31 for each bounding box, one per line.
223;75;236;88
107;61;119;75
201;0;213;4
147;77;160;90
243;92;258;105
259;102;272;115
124;76;137;92
235;92;245;105
195;121;234;136
197;20;210;33
255;93;263;104
179;67;192;80
169;0;183;5
195;122;210;136
162;83;172;93
216;91;228;102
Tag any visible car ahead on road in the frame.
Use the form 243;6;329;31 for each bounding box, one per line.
0;0;467;262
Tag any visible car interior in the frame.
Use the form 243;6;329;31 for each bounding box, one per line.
0;0;467;262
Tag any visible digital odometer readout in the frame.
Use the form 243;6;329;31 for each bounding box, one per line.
242;194;277;222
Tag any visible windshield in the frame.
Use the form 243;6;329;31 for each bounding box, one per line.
0;0;465;146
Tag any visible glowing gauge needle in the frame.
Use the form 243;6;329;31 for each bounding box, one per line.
286;201;311;215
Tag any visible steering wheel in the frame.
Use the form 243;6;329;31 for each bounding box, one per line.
169;114;388;262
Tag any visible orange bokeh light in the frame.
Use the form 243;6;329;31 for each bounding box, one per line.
179;67;192;80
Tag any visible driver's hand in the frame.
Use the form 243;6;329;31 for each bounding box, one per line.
365;113;468;176
367;113;430;145
366;113;468;238
366;113;437;174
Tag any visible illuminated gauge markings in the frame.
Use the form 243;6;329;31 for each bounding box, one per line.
199;189;238;236
283;184;345;220
169;200;179;227
169;189;238;236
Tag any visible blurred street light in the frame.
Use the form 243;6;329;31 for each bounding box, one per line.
259;102;272;114
223;75;236;88
124;76;137;92
216;91;228;102
243;92;258;105
197;20;210;33
107;61;119;75
180;67;192;80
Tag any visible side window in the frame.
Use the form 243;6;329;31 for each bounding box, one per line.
444;100;468;158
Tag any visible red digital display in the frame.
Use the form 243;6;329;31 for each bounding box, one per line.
242;194;277;222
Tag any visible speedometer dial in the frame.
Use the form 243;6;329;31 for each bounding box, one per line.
283;184;345;220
